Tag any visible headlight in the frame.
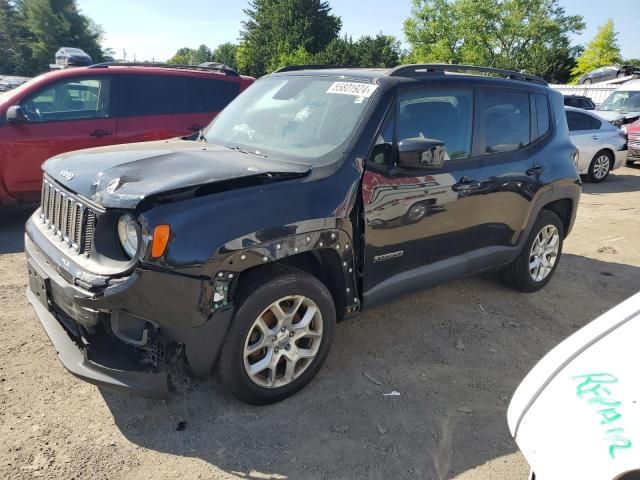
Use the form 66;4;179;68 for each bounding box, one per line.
621;125;628;134
117;214;139;258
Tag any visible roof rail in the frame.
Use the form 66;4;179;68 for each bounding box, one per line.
274;64;355;73
87;62;240;77
388;64;547;86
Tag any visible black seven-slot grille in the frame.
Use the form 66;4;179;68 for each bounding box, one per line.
40;177;96;255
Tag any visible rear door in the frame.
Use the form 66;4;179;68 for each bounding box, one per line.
567;110;602;171
116;74;207;143
464;88;548;272
2;76;115;198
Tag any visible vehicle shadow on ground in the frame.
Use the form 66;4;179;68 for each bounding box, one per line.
101;254;640;480
0;205;34;254
582;168;640;195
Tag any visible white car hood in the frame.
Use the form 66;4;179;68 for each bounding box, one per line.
508;292;640;480
594;110;640;122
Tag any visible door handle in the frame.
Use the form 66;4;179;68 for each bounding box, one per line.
89;129;113;138
526;165;546;176
452;177;481;192
591;135;599;140
188;124;205;132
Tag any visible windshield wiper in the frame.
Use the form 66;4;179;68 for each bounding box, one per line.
226;145;268;158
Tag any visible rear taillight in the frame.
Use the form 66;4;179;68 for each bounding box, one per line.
570;150;579;166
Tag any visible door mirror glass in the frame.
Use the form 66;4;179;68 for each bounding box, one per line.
397;137;445;169
6;105;28;123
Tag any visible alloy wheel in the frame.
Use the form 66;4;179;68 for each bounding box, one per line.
593;155;610;180
529;225;560;282
243;295;323;388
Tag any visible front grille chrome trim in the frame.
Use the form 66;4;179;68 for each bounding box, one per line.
39;178;96;256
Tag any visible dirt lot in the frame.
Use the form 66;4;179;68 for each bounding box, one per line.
1;166;639;480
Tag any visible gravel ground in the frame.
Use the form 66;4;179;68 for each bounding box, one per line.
1;166;639;480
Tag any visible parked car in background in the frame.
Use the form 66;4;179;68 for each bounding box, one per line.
627;120;640;166
0;76;30;92
0;63;254;203
566;106;627;182
594;79;640;130
24;64;580;404
54;47;93;67
579;65;640;84
563;94;595;110
508;291;640;480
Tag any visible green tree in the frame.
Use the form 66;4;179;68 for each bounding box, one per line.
167;47;195;64
213;42;238;69
404;0;585;83
0;0;27;74
191;44;213;64
353;34;402;68
571;20;622;82
269;44;314;71
314;36;357;65
19;0;106;74
237;0;341;76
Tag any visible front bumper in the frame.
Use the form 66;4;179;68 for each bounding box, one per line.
25;215;234;398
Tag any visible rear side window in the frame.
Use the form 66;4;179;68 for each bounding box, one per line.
535;94;550;138
397;89;473;160
190;78;240;112
119;75;199;117
566;111;600;131
479;90;530;154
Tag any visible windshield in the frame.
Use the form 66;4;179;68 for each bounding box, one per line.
204;76;378;163
598;90;640;112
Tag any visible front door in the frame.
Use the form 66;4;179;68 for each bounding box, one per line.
2;76;116;198
362;87;486;306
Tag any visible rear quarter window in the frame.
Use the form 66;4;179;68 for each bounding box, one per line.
190;77;240;112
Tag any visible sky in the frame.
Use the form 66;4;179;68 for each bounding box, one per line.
77;0;640;62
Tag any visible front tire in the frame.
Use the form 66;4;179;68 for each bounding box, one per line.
501;210;564;292
587;150;612;182
218;265;336;405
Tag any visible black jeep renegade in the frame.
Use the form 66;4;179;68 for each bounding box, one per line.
25;64;581;404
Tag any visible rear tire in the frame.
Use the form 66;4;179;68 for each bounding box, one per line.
501;210;564;293
587;150;612;182
583;78;592;85
218;265;336;405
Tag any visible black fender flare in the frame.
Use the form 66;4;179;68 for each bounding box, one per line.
207;225;361;317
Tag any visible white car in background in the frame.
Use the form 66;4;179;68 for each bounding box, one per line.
508;292;640;480
566;106;627;182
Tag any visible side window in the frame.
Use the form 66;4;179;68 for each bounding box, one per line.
371;112;395;165
119;75;199;117
397;89;473;160
479;90;530;154
22;78;111;122
190;78;240;112
566;111;593;131
589;115;602;130
535;94;550;137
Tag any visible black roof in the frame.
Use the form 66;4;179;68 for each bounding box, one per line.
273;64;547;86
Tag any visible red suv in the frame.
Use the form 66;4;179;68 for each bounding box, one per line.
0;63;254;203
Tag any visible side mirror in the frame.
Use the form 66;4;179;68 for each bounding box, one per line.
6;105;28;123
397;137;445;170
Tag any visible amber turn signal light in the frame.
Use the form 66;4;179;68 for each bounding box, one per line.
151;224;171;259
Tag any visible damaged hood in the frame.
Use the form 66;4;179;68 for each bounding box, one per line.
594;109;640;123
43;139;311;208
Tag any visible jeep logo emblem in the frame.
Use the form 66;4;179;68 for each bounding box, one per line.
59;169;74;181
